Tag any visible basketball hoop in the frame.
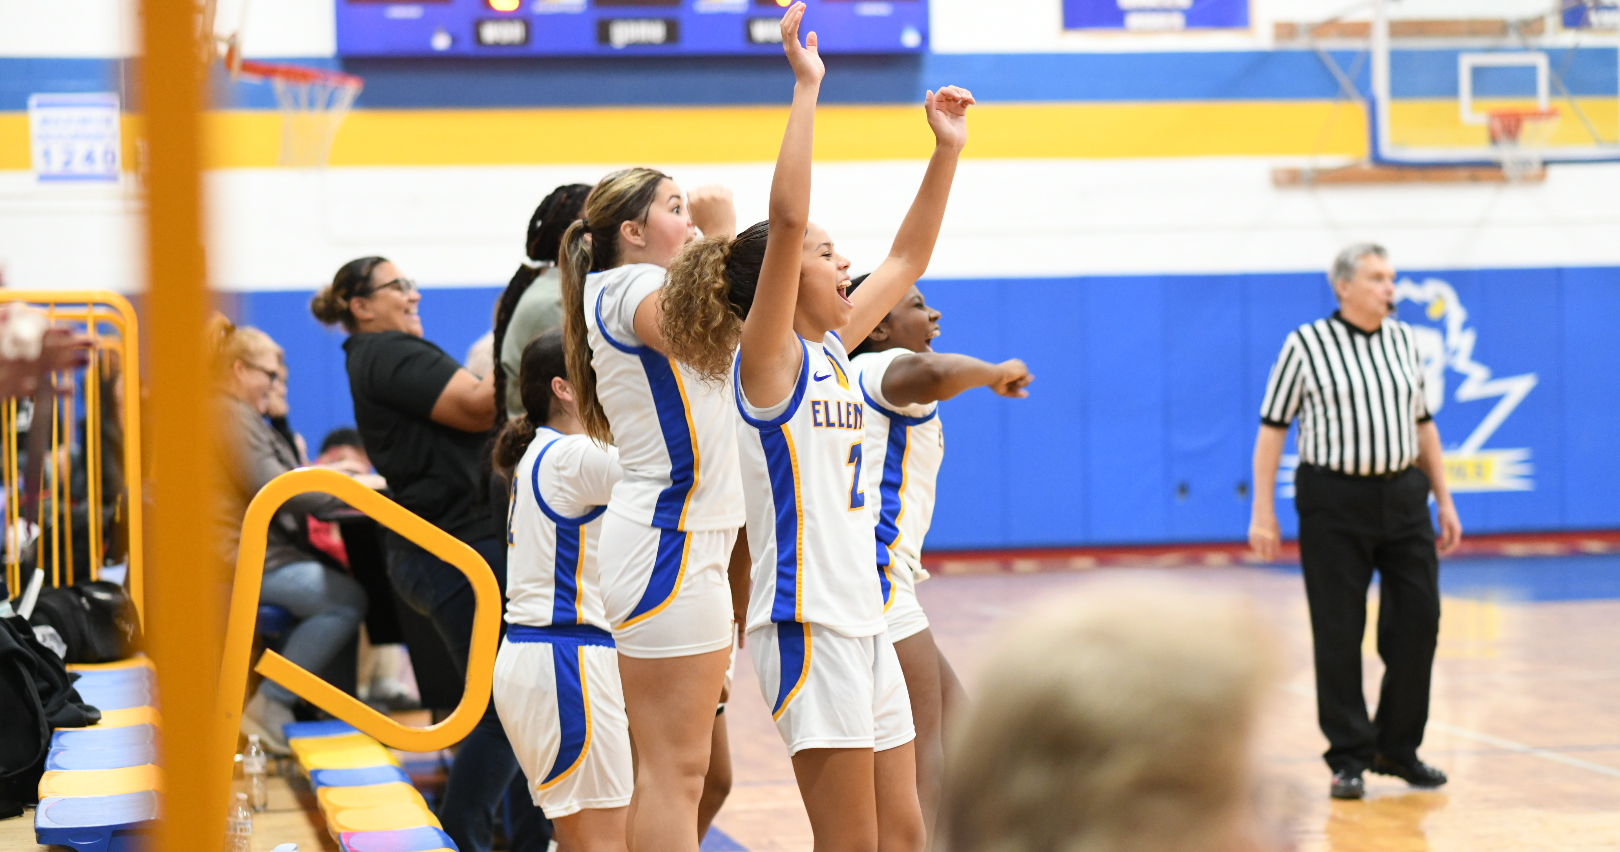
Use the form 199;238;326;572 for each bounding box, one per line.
226;43;364;168
1486;109;1559;182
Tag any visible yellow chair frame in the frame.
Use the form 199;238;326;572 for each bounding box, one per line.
219;468;500;758
0;291;145;623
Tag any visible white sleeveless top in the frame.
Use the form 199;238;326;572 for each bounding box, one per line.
736;332;885;638
584;263;745;531
852;350;943;597
504;427;622;630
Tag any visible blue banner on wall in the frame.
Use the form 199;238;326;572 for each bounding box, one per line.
239;264;1620;552
1063;0;1250;32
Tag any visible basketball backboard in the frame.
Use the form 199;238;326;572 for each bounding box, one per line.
1370;0;1620;166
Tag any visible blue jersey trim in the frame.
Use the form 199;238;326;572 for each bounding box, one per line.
593;284;649;354
735;337;810;429
592;286;699;529
761;428;803;623
506;622;616;646
526;434;609;627
640;354;699;528
857;369;939;427
530;434;611;525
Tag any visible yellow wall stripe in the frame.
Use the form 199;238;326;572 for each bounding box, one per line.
0;100;1378;170
2;99;1611;170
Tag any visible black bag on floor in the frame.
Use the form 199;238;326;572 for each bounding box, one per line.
28;581;142;665
0;613;101;817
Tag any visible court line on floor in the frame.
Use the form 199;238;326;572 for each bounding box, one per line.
1429;722;1620;779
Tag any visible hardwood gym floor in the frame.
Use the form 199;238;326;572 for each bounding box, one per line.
6;548;1616;851
713;553;1620;852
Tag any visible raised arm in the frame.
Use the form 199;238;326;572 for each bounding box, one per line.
840;86;973;347
738;2;823;409
880;352;1031;407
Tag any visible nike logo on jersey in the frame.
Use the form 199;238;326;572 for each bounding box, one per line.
810;400;864;430
813;372;831;382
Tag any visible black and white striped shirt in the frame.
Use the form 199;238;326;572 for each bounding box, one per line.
1260;312;1431;476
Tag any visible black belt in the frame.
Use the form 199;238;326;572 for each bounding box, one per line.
1299;463;1412;482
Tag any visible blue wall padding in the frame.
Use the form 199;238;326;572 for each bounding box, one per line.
240;266;1620;550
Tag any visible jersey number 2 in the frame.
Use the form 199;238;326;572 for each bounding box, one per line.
846;442;867;510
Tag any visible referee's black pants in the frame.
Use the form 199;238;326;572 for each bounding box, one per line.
1295;464;1441;774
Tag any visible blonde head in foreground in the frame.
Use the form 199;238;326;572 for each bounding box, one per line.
941;578;1281;852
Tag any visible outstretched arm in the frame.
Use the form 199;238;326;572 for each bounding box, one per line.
880;353;1031;407
738;2;823;409
841;86;974;347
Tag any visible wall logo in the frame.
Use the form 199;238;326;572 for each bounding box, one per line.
1395;276;1536;492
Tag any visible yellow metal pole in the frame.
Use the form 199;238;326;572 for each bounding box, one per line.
141;0;227;848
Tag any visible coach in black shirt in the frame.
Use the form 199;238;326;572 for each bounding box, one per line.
312;257;543;852
1249;243;1462;801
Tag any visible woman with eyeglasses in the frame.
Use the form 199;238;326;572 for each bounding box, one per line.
312;257;543;852
211;314;369;755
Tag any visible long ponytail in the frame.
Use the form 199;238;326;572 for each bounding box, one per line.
558;167;673;446
558;218;612;444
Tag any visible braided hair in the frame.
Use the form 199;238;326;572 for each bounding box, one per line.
491;184;591;423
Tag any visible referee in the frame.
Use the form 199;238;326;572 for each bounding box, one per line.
1249;243;1462;800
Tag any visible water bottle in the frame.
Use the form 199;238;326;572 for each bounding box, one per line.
244;735;269;813
225;792;253;852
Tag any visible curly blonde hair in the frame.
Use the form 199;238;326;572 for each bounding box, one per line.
660;220;769;382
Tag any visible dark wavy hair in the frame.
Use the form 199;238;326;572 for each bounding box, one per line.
491;329;569;475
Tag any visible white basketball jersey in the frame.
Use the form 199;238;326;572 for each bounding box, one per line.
505;427;623;630
585;264;745;532
737;332;885;638
852;350;943;601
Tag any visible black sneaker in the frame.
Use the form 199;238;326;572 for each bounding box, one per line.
1330;769;1365;800
1372;755;1448;788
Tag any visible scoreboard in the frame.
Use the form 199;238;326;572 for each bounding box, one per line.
335;0;929;58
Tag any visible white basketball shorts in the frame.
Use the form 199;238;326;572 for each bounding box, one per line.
749;622;914;755
492;625;633;818
598;515;737;659
881;561;931;644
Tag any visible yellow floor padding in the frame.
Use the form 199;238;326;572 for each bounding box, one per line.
37;764;161;798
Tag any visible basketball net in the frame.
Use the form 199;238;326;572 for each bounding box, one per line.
1487;109;1560;182
225;40;365;168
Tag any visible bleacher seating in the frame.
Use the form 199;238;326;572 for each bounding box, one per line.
34;657;161;852
284;720;455;851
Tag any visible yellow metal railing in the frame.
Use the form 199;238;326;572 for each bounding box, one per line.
0;292;144;624
219;468;501;759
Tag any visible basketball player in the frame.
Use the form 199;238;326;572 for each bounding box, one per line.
556;170;743;850
846;279;1031;840
657;6;972;846
490;330;631;852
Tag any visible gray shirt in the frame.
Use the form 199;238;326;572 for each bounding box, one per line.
220;395;344;571
501;265;564;419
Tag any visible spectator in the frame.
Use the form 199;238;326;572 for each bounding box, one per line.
210;315;368;754
940;578;1281;852
265;361;306;464
310;257;541;852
